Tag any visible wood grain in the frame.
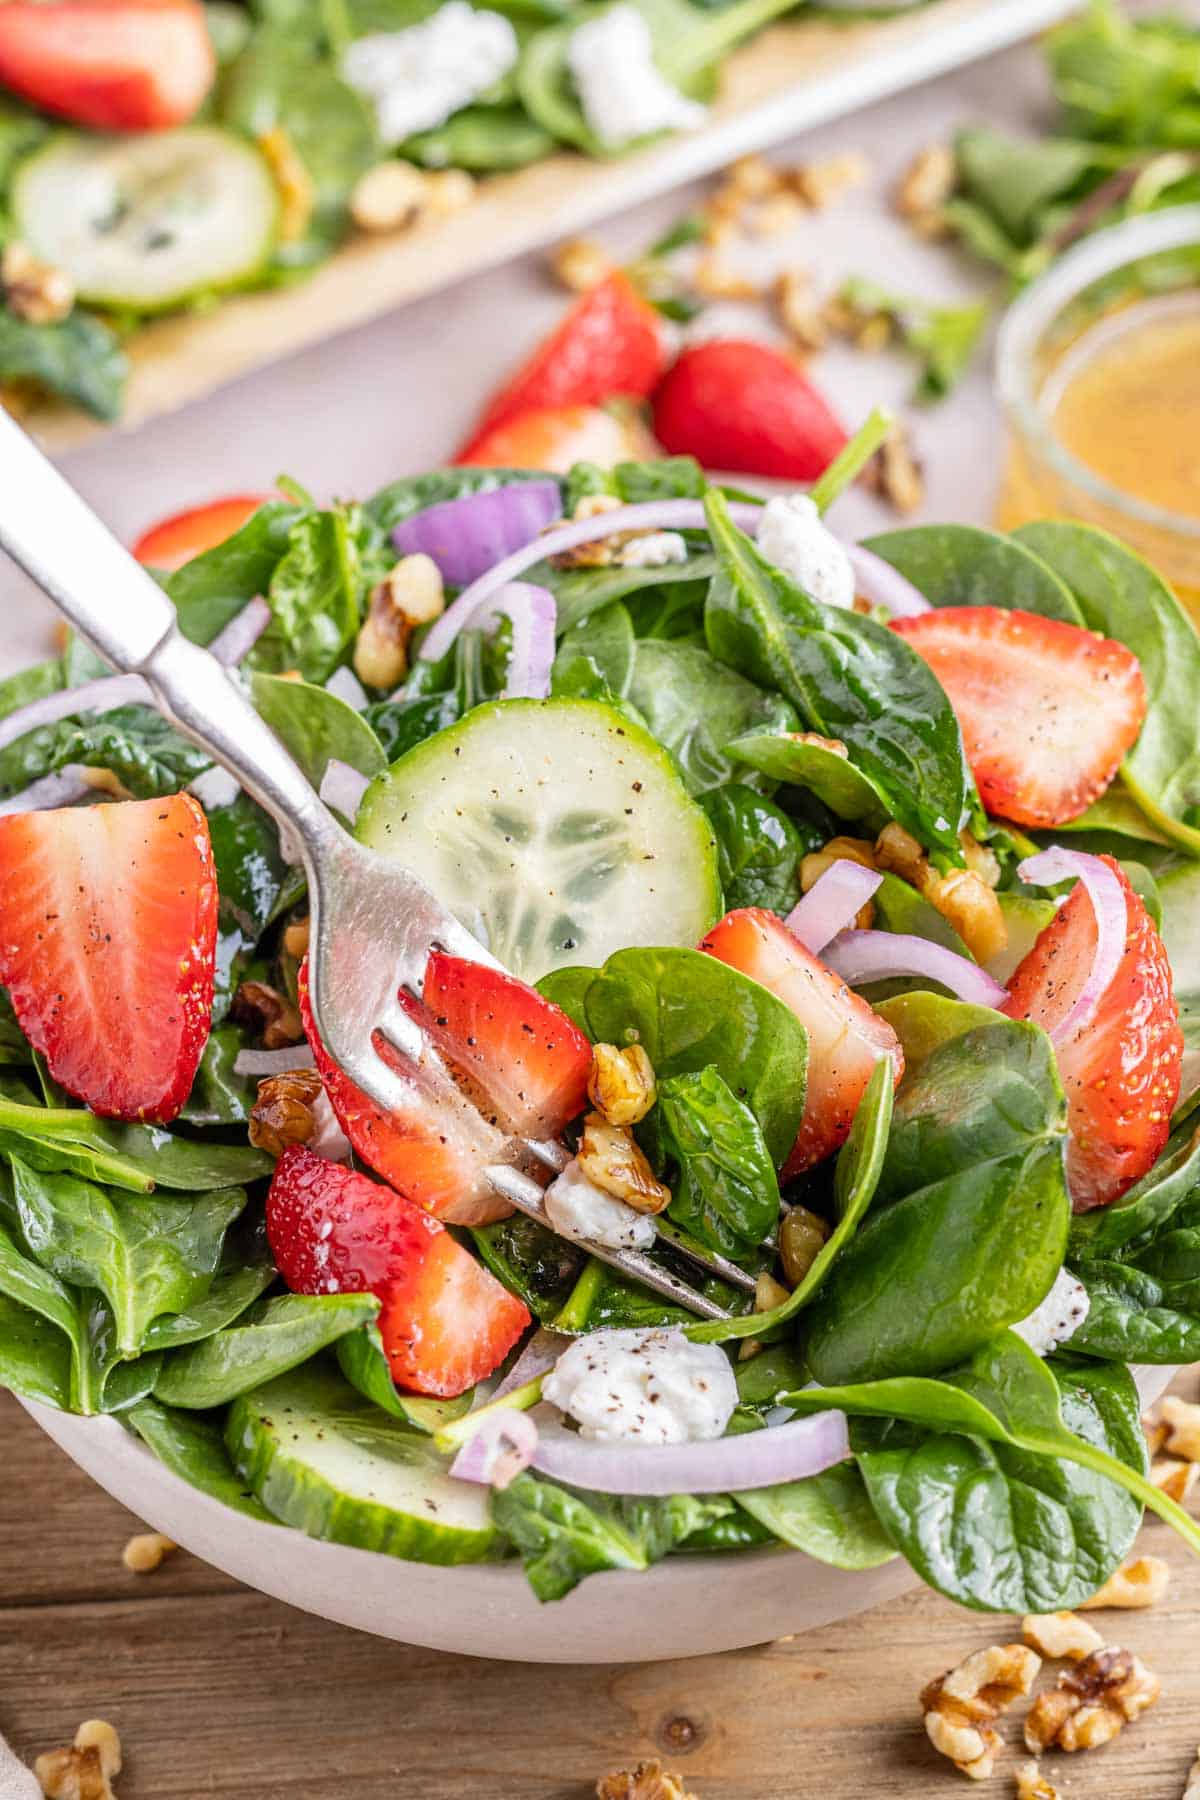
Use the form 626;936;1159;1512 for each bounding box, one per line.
4;1383;1200;1799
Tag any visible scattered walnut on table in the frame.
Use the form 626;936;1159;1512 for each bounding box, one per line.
578;1113;671;1214
895;143;957;221
552;236;612;292
597;1760;697;1800
588;1043;657;1128
775;269;828;354
1161;1395;1200;1462
1078;1555;1170;1611
1184;1743;1200;1798
121;1531;176;1574
861;423;925;515
35;1721;121;1800
1024;1646;1160;1754
922;1643;1041;1781
788;152;871;211
1021;1611;1104;1664
1153;1455;1199;1505
1013;1760;1059;1800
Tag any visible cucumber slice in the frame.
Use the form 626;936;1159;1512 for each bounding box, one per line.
14;128;279;312
227;1360;500;1565
356;697;721;981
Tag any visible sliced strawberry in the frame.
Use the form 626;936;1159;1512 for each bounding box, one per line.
461;271;665;449
455;402;656;472
133;493;269;572
651;340;848;481
0;0;214;132
422;952;592;1138
298;960;511;1227
891;607;1147;828
1003;857;1182;1210
267;1144;530;1396
700;907;903;1176
0;793;216;1122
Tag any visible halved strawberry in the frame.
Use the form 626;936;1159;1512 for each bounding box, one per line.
891;607;1147;828
0;0;214;132
1003;857;1182;1211
267;1144;530;1396
700;907;903;1176
455;401;656;472
651;339;847;481
298;960;510;1227
133;493;269;572
423;951;592;1138
0;793;217;1122
460;271;665;449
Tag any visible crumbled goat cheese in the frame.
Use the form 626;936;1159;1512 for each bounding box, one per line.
567;5;706;149
1012;1268;1091;1358
756;493;856;610
543;1157;656;1251
342;3;519;145
189;765;240;812
543;1326;738;1444
617;530;688;568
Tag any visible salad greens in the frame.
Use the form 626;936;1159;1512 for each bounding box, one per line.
3;441;1200;1616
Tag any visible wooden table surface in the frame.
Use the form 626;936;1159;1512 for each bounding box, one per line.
4;1385;1200;1800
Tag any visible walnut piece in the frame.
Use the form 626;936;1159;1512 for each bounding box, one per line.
552;237;612;292
1021;1611;1104;1664
1014;1760;1059;1800
692;254;760;301
350;161;430;234
354;554;445;689
121;1531;176;1574
425;169;475;218
249;1068;324;1156
779;1205;829;1287
35;1721;122;1800
578;1112;670;1214
895;143;957;219
874;823;1007;964
1161;1394;1200;1461
2;241;74;325
1024;1647;1160;1753
231;979;304;1050
922;1644;1041;1781
588;1043;657;1128
257;126;314;242
789;152;871;210
863;423;925;514
1153;1455;1198;1504
1184;1744;1200;1799
1078;1555;1170;1611
282;916;311;960
775;269;828;354
597;1760;696;1800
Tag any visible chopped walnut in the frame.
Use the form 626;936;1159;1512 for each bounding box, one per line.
578;1112;670;1214
596;1760;696;1800
257;126;314;243
789;151;870;210
1145;1413;1170;1457
779;1205;829;1287
1078;1555;1170;1611
552;237;612;291
122;1531;176;1574
350;161;430;233
1014;1761;1059;1800
895;143;957;220
1153;1455;1198;1504
2;241;74;325
588;1043;657;1128
1185;1745;1200;1799
922;1643;1041;1781
282;916;311;960
35;1721;122;1800
863;423;925;514
693;254;760;301
1160;1394;1200;1461
1024;1647;1160;1753
426;169;475;218
728;153;780;199
354;554;445;689
232;979;304;1049
800;835;877;894
755;1270;789;1312
249;1068;324;1156
1022;1611;1104;1664
959;830;1001;889
775;269;828;353
745;193;804;239
927;868;1009;965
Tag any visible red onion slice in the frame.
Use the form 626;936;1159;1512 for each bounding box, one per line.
393;481;563;588
492;1328;571;1401
529;1408;850;1497
1017;849;1127;1043
420;498;764;665
449;1406;540;1490
0;767;93;815
822;928;1009;1008
0;673;151;754
786;862;883;954
847;545;932;618
233;1046;316;1076
208;596;272;667
319;757;371;821
477;581;558;699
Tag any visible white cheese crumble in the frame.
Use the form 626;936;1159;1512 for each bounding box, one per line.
342;3;519;146
1012;1268;1091;1358
188;765;240;812
756;494;856;611
543;1326;738;1444
543;1157;656;1251
567;5;706;149
617;530;688;568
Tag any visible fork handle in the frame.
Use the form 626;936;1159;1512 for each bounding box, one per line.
0;408;340;857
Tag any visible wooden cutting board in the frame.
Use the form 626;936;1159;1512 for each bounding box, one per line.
23;0;1078;454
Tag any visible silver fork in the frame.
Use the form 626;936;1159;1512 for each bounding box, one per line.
0;412;743;1320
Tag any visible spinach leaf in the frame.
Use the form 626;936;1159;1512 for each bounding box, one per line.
704;493;970;860
491;1470;730;1601
0;1293;73;1411
181;1025;259;1127
871;870;970;957
207;790;292;941
0;307;127;421
144;1253;277;1351
154;1291;377;1408
1072;1260;1200;1362
733;1461;896;1569
471;1211;583;1321
700;785;813;915
1160;860;1200;1105
335;1320;473;1431
625;640;798;793
1015;522;1200;854
126;1396;276;1522
0;704;211;801
251;671;386;787
728;731;890;831
552;559;715;639
577;945;807;1165
0;1213;89;1394
0;1089;271;1193
366;691;461;760
256;506;365;682
165;500;300;644
734;1339;808;1406
876;990;1011;1072
553;601;637;700
405;104;556;170
657;1066;779;1259
863;523;1083;623
0;658;62;723
956;126;1113;242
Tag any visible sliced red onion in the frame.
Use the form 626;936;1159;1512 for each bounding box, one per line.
530;1408;850;1497
1017;849;1127;1043
786;862;883;954
319;757;371;820
449;1406;539;1490
493;1328;570;1401
476;582;557;700
324;666;368;712
233;1045;316;1076
0;673;151;754
420;498;764;665
0;767;93;815
822;928;1009;1007
393;481;563;588
847;545;932;618
208;596;272;667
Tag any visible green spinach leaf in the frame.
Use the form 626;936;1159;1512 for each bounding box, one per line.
727;731;890;831
256;506;365;682
657;1066;779;1259
335;1320;473;1431
126;1396;276;1522
251;670;386;787
863;523;1083;622
0;307;127;421
154;1291;377;1408
733;1460;896;1569
0;1293;73;1410
625;639;798;793
0;1089;271;1193
471;1211;584;1321
700;785;814;915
